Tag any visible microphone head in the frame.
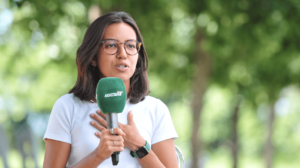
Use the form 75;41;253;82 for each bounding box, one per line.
96;77;127;114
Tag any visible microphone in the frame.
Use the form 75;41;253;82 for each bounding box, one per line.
96;77;127;166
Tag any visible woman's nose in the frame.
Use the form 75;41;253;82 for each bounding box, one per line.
116;44;128;59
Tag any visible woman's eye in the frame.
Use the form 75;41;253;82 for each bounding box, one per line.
126;44;136;49
107;44;117;48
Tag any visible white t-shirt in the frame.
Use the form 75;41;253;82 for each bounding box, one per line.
44;93;178;168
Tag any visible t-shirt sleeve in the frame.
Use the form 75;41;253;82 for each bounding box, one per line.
43;96;72;144
151;99;178;144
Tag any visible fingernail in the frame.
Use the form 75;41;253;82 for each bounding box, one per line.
95;132;98;135
90;113;94;117
97;110;100;114
91;121;94;124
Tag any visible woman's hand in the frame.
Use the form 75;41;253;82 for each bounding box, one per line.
90;110;145;151
91;119;125;160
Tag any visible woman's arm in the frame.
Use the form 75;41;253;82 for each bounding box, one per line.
44;139;103;168
43;139;71;168
151;139;178;168
136;139;178;168
43;128;125;168
91;110;179;168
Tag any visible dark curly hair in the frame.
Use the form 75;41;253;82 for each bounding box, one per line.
69;11;149;104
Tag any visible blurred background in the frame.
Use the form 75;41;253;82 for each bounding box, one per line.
1;0;300;168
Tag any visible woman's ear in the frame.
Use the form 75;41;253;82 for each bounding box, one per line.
91;60;97;66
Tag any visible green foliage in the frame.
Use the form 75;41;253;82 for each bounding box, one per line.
1;0;300;167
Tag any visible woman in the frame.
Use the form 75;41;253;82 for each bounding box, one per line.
43;11;178;168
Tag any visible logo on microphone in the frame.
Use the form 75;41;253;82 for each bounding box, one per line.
104;91;123;98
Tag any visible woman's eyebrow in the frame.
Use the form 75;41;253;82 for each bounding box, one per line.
103;38;137;41
103;38;117;41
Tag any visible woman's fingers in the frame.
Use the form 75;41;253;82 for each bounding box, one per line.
127;111;136;126
90;121;106;132
93;127;125;141
92;111;126;136
110;128;126;137
90;113;107;128
113;147;124;151
94;132;101;138
107;146;124;152
95;128;125;140
96;130;125;145
102;128;125;137
102;134;124;141
103;140;124;147
96;110;107;119
95;135;124;160
95;127;126;160
99;131;125;150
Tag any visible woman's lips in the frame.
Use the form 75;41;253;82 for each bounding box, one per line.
115;66;128;71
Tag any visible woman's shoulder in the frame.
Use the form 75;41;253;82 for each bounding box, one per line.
141;96;168;109
142;95;159;104
54;93;88;107
56;93;76;104
51;93;94;116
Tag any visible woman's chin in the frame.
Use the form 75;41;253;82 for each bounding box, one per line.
104;74;131;82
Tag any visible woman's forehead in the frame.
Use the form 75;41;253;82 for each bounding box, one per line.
102;23;137;41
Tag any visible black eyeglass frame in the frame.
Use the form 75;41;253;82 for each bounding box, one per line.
100;39;142;55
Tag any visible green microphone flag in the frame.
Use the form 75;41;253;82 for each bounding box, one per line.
96;77;127;113
96;77;127;166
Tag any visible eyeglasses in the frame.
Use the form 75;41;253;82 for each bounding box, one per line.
101;39;142;55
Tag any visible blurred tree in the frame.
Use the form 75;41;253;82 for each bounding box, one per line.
184;0;300;168
1;0;300;168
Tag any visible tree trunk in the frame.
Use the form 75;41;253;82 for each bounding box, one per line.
265;103;275;168
230;96;242;168
191;29;211;168
0;125;9;168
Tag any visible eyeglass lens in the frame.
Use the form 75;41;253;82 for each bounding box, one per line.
103;40;140;55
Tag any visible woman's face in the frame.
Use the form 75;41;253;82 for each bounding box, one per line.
96;23;139;85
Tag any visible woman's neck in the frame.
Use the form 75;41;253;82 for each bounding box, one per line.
124;80;130;99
